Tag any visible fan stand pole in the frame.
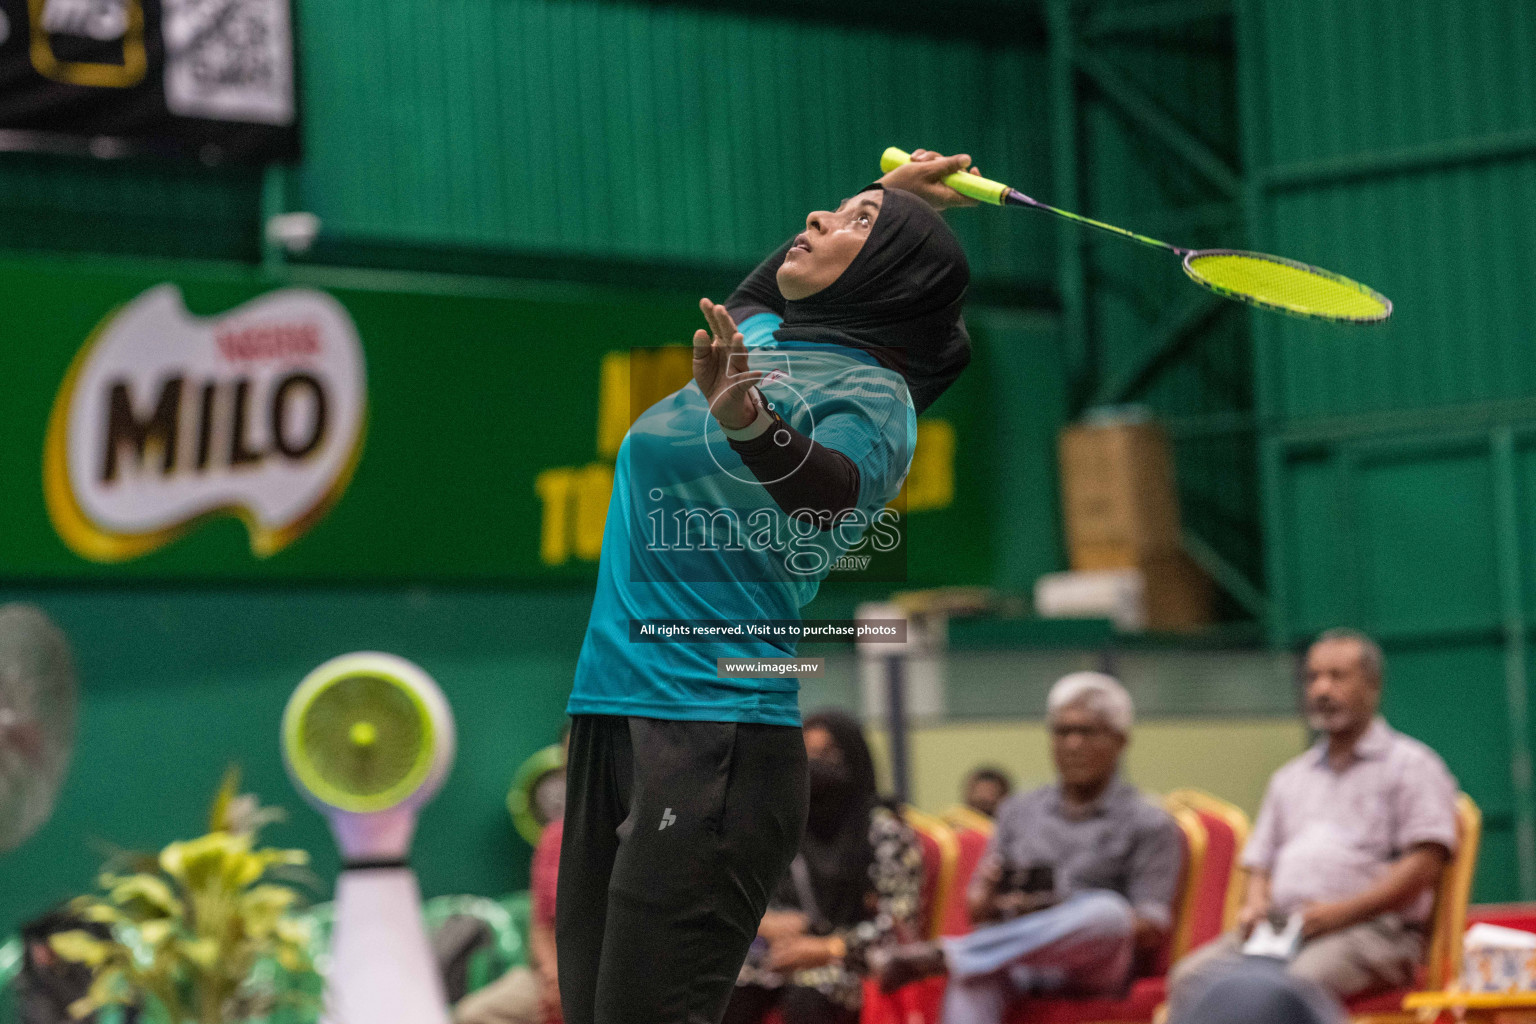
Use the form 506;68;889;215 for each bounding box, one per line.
325;866;451;1024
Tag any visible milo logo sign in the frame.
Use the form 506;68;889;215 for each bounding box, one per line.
45;285;367;562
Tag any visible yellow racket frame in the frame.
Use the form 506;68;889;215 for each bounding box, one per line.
879;146;1392;324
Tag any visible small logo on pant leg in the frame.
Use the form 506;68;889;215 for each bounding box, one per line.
658;807;676;830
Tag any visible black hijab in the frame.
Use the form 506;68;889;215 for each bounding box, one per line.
774;185;972;415
780;709;885;930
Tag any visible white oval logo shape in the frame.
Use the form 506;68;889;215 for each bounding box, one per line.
45;284;367;562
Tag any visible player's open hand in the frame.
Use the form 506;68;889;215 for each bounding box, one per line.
693;299;764;431
877;149;983;211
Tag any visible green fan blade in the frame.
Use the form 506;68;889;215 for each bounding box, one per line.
289;670;436;813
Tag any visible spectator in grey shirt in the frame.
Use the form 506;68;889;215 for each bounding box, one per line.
872;672;1183;1024
1168;628;1459;1012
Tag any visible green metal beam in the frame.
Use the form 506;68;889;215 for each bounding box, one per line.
1260;127;1536;192
1334;448;1364;627
1046;0;1092;409
1275;397;1536;449
1183;527;1268;620
1233;0;1280;651
1491;428;1536;900
1084;0;1231;38
1092;291;1226;406
1163;410;1257;440
1258;436;1291;647
1073;48;1243;200
1232;0;1276;425
975;308;1069;594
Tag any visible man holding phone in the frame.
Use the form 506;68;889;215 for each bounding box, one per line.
1167;629;1458;1013
872;672;1182;1024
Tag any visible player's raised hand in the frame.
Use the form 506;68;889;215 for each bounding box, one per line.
693;299;764;431
877;148;983;211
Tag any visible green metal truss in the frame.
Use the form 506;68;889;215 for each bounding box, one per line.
1045;0;1263;626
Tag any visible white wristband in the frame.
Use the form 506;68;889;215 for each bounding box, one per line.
722;392;774;441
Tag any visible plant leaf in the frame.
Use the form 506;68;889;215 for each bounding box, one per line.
209;764;242;833
138;918;175;947
176;936;220;970
78;901;124;925
105;874;182;920
49;930;113;967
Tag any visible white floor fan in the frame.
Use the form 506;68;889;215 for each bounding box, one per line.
0;603;77;996
282;651;455;1024
0;603;77;859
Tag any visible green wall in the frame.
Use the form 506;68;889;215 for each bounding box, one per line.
296;0;1050;284
1042;0;1259;604
0;155;262;263
0;0;1055;290
0;586;589;939
1240;0;1536;901
4;587;1307;938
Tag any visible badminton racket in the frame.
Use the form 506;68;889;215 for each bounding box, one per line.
880;147;1391;324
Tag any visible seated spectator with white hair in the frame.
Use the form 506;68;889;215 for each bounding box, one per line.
871;672;1183;1024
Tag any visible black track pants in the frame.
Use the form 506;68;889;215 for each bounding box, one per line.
556;715;808;1024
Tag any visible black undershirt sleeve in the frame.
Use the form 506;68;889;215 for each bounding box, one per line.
728;409;862;531
725;238;793;322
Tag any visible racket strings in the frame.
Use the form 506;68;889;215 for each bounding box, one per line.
1184;252;1391;322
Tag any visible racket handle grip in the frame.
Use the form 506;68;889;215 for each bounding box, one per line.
880;146;1011;206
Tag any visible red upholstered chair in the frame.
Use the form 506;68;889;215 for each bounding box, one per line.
902;807;961;941
999;800;1206;1024
943;819;995;938
1465;902;1536;934
899;813;999;1024
863;797;1208;1024
1165;789;1251;953
1344;793;1481;1024
862;799;1206;1024
942;803;998;836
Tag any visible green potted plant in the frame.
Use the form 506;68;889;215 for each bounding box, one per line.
47;769;317;1023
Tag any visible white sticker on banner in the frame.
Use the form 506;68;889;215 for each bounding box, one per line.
39;0;129;41
44;285;367;562
161;0;294;125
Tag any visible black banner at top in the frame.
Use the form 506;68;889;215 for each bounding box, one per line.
0;0;299;164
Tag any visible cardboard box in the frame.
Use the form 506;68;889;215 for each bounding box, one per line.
1141;550;1214;633
1059;419;1181;571
1464;923;1536;993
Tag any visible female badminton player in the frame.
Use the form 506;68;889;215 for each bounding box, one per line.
557;150;981;1024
